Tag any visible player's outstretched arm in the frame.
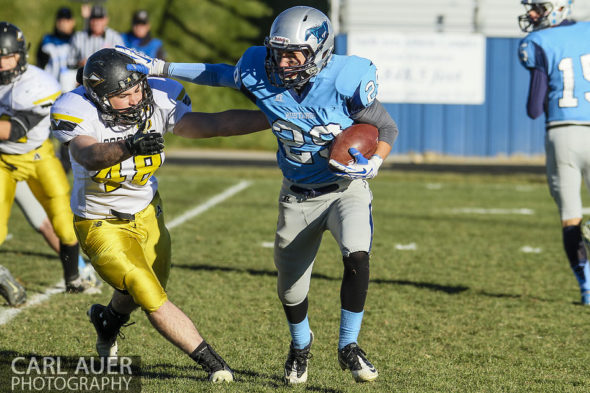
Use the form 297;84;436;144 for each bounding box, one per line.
116;45;237;88
173;110;269;139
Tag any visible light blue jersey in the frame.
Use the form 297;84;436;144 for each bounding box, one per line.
235;46;378;184
519;22;590;125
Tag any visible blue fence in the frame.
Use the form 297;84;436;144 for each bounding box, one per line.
336;35;546;157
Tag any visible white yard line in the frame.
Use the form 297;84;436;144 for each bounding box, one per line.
450;207;535;215
0;180;251;326
166;181;251;229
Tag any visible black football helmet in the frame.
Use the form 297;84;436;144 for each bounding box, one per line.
0;22;28;85
83;48;154;126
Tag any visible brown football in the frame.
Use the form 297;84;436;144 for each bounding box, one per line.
329;124;379;166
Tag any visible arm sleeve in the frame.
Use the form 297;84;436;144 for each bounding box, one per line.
166;63;238;88
526;68;548;119
7;111;46;141
350;99;398;146
519;39;548;119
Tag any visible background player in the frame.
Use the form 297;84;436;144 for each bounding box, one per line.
117;5;398;384
0;22;95;302
50;48;268;382
518;0;590;305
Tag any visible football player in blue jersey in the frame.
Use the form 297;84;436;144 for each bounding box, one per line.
518;0;590;305
116;6;398;383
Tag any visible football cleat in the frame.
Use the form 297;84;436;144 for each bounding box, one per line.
79;262;102;288
0;265;26;306
284;331;313;384
191;341;234;383
66;275;101;294
88;304;131;358
338;342;378;382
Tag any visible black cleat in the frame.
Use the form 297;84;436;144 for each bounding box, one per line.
338;342;378;382
191;341;234;383
87;304;130;358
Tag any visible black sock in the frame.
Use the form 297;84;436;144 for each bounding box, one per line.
562;225;587;269
190;341;208;361
60;243;79;282
282;297;308;324
107;302;130;323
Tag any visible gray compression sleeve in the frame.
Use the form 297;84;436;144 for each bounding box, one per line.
350;99;398;146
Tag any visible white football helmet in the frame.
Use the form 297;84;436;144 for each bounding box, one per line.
518;0;573;32
264;6;334;88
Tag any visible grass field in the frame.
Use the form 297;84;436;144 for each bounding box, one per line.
1;164;590;392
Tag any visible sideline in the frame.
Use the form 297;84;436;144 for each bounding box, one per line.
0;180;252;326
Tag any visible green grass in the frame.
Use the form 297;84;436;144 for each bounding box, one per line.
1;166;590;392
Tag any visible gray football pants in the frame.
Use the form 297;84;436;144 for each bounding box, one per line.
545;124;590;221
274;178;373;307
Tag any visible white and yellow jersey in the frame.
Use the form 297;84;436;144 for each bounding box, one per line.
0;66;61;154
50;77;191;219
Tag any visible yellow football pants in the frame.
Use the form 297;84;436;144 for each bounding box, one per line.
0;139;76;245
74;194;171;313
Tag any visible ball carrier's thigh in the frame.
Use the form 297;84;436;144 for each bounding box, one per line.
74;195;171;312
274;179;373;306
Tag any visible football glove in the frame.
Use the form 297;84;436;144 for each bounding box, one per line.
115;45;167;76
125;130;165;156
329;148;383;180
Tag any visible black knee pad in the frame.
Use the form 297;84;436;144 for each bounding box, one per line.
343;251;370;275
341;251;370;312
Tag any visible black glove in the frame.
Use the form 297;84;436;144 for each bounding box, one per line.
125;130;164;156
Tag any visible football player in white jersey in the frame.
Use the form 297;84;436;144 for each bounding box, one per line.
0;22;96;306
50;48;268;382
116;6;398;384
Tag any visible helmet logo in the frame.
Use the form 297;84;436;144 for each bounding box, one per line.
305;21;329;45
86;73;104;88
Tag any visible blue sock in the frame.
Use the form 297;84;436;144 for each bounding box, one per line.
572;260;590;292
288;316;311;349
339;309;364;350
78;255;86;270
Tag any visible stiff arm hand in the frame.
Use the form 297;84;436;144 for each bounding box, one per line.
329;148;383;180
115;45;167;76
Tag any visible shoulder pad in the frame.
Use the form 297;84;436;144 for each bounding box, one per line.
12;67;61;111
335;56;375;97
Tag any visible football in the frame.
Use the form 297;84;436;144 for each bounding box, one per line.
329;124;379;166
